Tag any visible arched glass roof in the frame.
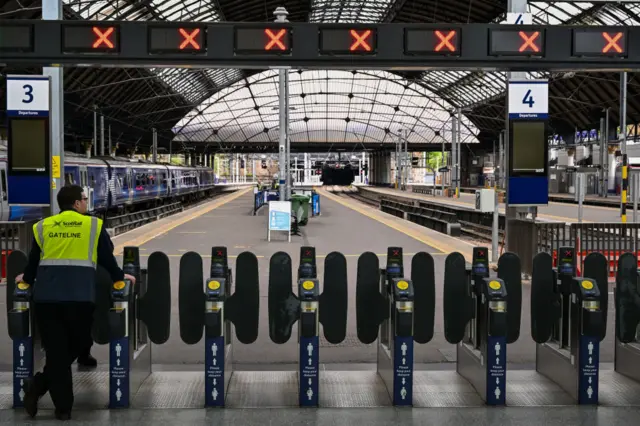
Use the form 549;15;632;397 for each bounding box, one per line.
172;69;480;145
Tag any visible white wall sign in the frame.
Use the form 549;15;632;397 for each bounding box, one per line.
508;80;548;119
6;75;50;116
268;200;291;242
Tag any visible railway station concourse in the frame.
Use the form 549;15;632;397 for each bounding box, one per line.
3;1;640;425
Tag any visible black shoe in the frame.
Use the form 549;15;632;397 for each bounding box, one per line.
77;353;97;368
54;410;71;421
23;375;44;418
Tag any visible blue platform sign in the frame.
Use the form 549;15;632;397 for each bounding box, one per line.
507;80;548;120
299;336;319;406
392;336;413;406
6;75;52;206
578;336;599;405
486;335;506;405
109;337;130;408
13;338;33;408
205;336;225;407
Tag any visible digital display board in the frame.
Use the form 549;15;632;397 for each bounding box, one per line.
573;29;627;57
511;121;546;174
234;27;291;54
0;25;33;52
319;28;376;55
489;29;544;56
148;26;206;53
404;29;460;55
62;24;119;53
9;118;48;173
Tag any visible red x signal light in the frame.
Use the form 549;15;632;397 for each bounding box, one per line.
350;30;372;52
265;29;287;51
519;31;540;52
602;32;623;53
179;28;201;50
92;27;115;49
435;30;457;52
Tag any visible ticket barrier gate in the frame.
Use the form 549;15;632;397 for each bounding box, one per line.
614;253;640;383
356;247;435;406
6;251;42;409
179;247;259;407
105;247;171;408
6;246;171;409
268;247;347;407
443;248;521;405
531;249;607;404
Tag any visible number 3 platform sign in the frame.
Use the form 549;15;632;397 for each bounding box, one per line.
507;79;549;206
6;75;52;206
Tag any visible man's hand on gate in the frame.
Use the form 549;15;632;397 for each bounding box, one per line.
14;273;24;284
124;273;137;285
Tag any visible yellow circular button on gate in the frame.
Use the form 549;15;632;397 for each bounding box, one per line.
17;282;29;291
582;280;594;290
489;281;501;290
397;280;409;290
113;281;126;290
208;281;221;290
303;280;315;290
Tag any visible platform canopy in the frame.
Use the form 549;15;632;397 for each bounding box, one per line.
1;0;640;153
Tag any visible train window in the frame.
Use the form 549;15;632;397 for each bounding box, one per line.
1;169;7;201
64;173;75;185
90;174;96;187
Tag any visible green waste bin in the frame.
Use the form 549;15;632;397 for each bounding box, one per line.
290;194;311;226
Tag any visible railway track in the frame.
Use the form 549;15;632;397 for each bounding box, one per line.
337;188;502;243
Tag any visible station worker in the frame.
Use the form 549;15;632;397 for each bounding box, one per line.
15;184;136;421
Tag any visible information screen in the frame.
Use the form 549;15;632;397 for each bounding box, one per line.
319;28;377;55
0;25;33;52
148;26;206;53
511;121;546;174
62;24;120;53
9;118;47;172
404;28;460;55
234;27;291;54
573;29;627;57
489;29;544;56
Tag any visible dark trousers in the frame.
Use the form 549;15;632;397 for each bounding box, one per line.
33;302;95;413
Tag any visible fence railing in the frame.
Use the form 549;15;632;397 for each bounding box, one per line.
510;219;640;276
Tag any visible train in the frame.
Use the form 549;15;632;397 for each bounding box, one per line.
320;161;356;186
0;148;222;222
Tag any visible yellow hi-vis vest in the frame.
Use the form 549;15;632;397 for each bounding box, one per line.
33;210;102;268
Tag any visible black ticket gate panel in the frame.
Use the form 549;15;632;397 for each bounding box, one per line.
614;253;640;384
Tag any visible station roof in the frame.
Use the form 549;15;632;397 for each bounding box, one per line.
1;0;640;154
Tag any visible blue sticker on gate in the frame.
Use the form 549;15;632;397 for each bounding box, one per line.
578;336;599;404
109;337;129;408
299;336;319;406
393;336;413;406
205;336;225;407
486;335;506;405
13;338;33;408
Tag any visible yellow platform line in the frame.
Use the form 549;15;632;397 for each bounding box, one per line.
113;188;252;255
319;188;472;255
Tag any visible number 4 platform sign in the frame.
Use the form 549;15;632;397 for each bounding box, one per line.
508;79;548;120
